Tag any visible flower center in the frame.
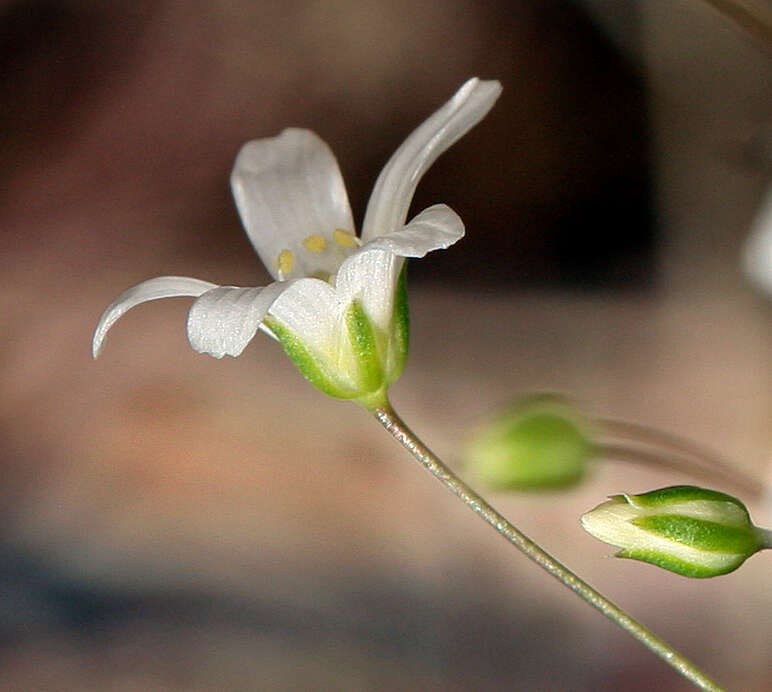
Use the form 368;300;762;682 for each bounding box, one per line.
274;230;361;282
302;234;327;253
332;229;359;248
275;249;294;280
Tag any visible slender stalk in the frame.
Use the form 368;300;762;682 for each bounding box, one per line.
598;442;763;498
373;402;724;692
698;0;772;47
599;419;763;497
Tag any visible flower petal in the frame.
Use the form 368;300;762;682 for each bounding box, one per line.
186;282;288;358
266;277;343;359
93;276;216;358
336;205;463;334
364;203;464;258
335;248;400;335
231;128;355;281
361;78;501;242
743;186;772;297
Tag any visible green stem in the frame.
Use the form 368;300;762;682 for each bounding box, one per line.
373;402;724;692
599;419;763;497
598;442;762;498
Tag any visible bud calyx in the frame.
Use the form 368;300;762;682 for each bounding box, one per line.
581;485;765;578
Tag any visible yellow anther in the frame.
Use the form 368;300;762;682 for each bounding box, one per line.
302;234;327;253
332;229;358;248
276;249;294;278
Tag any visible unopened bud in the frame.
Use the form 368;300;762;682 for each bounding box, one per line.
464;395;595;490
581;485;766;578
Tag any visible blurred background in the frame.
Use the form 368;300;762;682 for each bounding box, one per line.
1;0;770;689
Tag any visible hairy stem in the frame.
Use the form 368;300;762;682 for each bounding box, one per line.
373;402;724;692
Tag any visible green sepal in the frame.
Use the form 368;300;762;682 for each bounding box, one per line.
345;300;384;393
631;514;763;555
263;317;359;399
582;484;766;579
627;485;749;515
387;264;410;384
616;547;748;579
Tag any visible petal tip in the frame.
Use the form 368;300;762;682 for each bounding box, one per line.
458;77;503;104
91;308;119;359
90;276;217;362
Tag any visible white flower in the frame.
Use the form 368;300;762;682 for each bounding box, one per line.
93;78;501;407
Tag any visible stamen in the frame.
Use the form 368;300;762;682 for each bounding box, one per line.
333;229;359;248
276;249;293;280
302;234;327;253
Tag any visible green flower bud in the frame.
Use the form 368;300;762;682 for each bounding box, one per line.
581;485;766;578
464;395;595;490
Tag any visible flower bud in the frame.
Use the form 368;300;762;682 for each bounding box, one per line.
581;485;765;578
464;395;595;490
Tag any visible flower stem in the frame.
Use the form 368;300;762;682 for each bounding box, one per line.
698;0;772;47
372;402;724;692
599;419;763;497
598;442;762;498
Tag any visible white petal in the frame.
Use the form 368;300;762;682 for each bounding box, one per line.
335;248;400;334
743;186;772;297
335;205;463;333
93;276;216;358
364;204;464;258
186;282;288;358
361;78;501;242
231;128;355;281
266;277;343;359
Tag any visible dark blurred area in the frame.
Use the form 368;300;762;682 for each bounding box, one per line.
0;0;652;289
0;1;770;690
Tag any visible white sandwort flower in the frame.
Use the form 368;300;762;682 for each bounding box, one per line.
93;79;502;408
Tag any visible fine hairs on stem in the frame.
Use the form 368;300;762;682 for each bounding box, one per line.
372;401;725;692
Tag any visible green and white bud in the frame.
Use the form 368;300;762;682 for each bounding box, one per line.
464;395;595;490
581;485;767;578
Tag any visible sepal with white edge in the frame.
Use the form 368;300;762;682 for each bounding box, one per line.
262;267;412;408
581;485;767;578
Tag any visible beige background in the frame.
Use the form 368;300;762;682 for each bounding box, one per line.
0;1;770;689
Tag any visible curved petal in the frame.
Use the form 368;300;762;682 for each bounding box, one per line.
93;276;216;358
231;128;355;281
336;205;463;333
186;281;288;358
361;78;501;242
266;277;343;359
335;247;400;335
364;204;464;258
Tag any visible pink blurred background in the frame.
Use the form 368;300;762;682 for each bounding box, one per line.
1;1;770;689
